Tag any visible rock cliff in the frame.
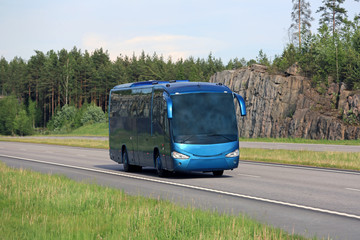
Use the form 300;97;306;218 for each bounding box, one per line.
209;65;360;140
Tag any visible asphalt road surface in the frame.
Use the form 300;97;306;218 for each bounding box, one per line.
1;141;359;239
4;136;360;152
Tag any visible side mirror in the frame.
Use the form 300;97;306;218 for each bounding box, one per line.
234;93;246;116
164;95;173;119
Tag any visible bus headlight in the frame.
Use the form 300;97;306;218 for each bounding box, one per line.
171;151;190;159
226;149;239;158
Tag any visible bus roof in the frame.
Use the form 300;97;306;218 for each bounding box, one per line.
111;80;232;95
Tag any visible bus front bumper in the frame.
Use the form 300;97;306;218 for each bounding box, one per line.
171;142;239;172
173;156;239;172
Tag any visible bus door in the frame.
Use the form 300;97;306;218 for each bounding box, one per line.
152;89;172;170
133;88;153;166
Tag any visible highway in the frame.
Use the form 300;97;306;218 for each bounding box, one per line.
4;136;360;152
1;141;359;239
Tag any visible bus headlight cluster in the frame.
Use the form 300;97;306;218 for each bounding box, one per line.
171;151;190;159
225;149;239;158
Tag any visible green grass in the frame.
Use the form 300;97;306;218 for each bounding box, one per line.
0;162;309;240
239;137;360;146
0;137;109;149
68;122;108;136
240;148;360;171
42;122;109;137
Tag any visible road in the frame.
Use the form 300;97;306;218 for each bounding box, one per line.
1;141;359;239
4;136;360;152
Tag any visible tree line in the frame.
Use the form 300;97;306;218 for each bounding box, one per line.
0;48;247;133
1;0;360;135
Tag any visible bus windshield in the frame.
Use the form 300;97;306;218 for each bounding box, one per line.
171;92;238;144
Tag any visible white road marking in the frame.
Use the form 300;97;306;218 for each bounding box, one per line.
237;173;260;178
346;188;360;192
2;153;360;221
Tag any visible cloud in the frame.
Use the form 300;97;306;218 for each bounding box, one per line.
82;34;223;61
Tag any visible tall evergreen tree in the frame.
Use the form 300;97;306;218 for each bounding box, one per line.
290;0;314;48
91;48;111;106
317;0;348;82
317;0;347;35
7;57;27;99
0;57;9;96
69;47;83;108
42;50;59;122
27;51;46;105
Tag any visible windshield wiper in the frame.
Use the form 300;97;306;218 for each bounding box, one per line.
207;134;234;141
177;135;196;143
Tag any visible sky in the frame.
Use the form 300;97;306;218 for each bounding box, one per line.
0;0;359;63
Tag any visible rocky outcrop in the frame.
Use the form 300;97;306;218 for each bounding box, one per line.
209;64;360;140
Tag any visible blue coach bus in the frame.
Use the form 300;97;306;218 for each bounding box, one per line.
109;80;246;177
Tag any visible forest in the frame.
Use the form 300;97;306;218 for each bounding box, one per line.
0;0;360;135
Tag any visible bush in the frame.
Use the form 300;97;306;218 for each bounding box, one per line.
81;105;106;125
273;44;298;72
51;105;78;132
13;109;33;136
47;104;106;133
0;96;18;135
0;96;33;136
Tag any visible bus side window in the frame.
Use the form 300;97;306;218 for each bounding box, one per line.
132;88;152;134
152;90;164;136
162;98;169;136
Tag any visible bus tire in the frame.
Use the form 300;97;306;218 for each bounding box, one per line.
155;153;166;177
122;150;132;172
213;170;224;177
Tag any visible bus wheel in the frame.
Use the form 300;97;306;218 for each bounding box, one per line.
213;170;224;177
155;154;166;177
122;150;131;172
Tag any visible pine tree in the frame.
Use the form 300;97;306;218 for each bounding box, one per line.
290;0;314;48
27;51;46;105
0;57;9;96
317;0;348;83
7;57;27;99
69;47;83;108
317;0;347;35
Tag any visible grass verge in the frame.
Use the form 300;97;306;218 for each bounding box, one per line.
0;162;308;240
65;122;108;136
36;122;109;137
240;148;360;171
0;137;109;149
239;137;360;146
